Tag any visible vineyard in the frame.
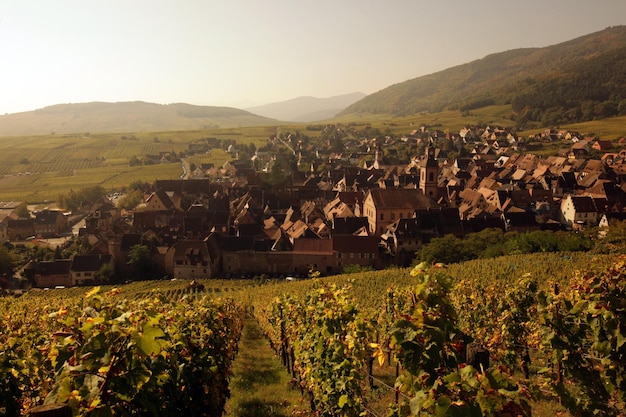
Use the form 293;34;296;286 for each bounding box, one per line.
1;252;624;416
249;252;625;417
0;280;247;416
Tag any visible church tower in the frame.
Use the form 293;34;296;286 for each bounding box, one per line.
419;145;439;199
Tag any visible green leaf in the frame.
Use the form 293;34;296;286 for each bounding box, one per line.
136;322;166;356
410;390;428;415
435;395;452;417
338;394;348;408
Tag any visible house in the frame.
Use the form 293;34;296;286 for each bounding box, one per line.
292;238;336;276
598;212;626;229
568;142;589;159
592;140;613;152
70;254;113;286
30;260;72;288
331;217;370;236
170;240;214;279
457;188;494;220
333;235;379;270
7;218;35;241
217;234;289;277
34;209;68;238
559;195;599;230
144;190;180;211
85;201;119;232
0;202;23;243
501;210;542;233
361;188;437;236
0;214;10;244
380;207;462;266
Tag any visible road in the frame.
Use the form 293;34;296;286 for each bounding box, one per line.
181;158;191;179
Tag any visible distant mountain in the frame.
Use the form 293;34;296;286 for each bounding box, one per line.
339;26;626;126
246;92;366;122
0;101;276;136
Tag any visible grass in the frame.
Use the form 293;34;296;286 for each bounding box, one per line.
224;317;310;417
0;126;282;202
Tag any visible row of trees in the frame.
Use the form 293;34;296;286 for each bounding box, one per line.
416;222;626;265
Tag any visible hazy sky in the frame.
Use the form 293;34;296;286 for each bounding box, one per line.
1;0;625;114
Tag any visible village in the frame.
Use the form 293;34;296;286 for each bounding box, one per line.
2;123;626;289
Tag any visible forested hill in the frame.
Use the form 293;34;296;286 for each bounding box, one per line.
0;101;276;136
339;25;626;126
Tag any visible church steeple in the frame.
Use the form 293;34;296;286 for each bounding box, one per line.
419;145;439;198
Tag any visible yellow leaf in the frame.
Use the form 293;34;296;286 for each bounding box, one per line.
85;287;101;298
89;398;101;410
371;345;386;366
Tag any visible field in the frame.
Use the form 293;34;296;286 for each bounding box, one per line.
0;128;275;202
1;106;625;203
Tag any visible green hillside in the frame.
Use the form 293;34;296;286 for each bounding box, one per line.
0;101;276;136
339;26;626;127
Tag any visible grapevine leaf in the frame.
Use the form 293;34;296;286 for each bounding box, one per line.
435;395;452;417
136;323;166;356
410;390;428;415
85;286;101;298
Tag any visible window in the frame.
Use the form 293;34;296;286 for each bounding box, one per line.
429;172;434;181
380;213;384;221
391;213;395;220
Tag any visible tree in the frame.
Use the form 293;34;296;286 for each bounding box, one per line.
416;234;471;264
95;263;114;283
128;155;141;167
117;189;143;211
14;202;30;218
128;180;150;192
127;244;156;280
0;246;14;277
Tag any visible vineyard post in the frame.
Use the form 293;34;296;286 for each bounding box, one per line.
395;361;400;404
290;347;296;379
554;283;563;386
367;357;375;389
278;306;287;368
553;282;564;408
522;348;530;380
285;338;291;374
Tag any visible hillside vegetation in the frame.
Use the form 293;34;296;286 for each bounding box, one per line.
340;26;626;128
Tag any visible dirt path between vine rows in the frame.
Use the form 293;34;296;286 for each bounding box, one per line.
223;317;309;417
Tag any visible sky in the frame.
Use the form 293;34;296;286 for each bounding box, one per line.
1;0;625;115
